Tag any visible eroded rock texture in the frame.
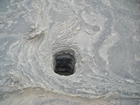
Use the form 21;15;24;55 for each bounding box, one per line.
0;0;140;104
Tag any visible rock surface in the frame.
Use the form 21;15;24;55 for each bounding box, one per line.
0;0;140;104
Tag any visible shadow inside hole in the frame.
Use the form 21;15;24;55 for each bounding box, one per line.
54;51;75;76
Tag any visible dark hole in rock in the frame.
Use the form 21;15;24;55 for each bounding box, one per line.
54;51;75;76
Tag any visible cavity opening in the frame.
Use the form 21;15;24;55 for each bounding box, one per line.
53;51;75;76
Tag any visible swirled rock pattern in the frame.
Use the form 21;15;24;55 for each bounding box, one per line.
0;0;140;104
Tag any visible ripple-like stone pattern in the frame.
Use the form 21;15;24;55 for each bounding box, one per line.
0;0;140;104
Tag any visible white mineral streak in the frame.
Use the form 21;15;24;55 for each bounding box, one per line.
0;0;140;105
